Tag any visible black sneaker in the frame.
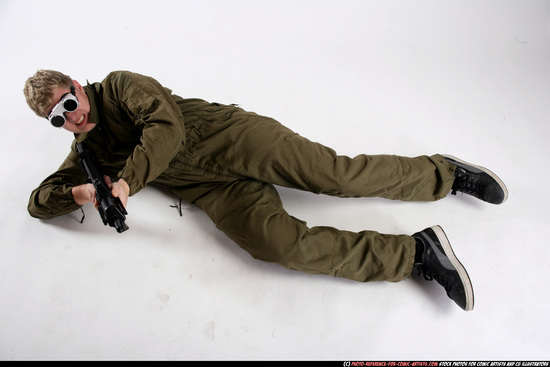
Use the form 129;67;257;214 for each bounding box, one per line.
413;226;474;311
443;155;508;205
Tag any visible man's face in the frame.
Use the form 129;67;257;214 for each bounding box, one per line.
47;80;94;134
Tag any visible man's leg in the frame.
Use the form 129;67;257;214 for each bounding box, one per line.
180;103;506;205
189;105;456;201
191;179;474;310
193;179;416;283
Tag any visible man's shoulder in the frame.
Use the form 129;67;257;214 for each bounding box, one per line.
100;71;147;99
103;70;135;85
102;71;165;95
103;70;152;84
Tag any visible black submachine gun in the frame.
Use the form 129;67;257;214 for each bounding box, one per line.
76;142;129;233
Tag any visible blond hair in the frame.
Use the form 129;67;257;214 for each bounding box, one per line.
23;70;74;117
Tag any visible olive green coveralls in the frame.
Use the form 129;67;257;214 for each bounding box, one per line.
28;71;456;283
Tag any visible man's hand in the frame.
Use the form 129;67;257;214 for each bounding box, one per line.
109;178;129;209
72;177;129;209
71;183;96;206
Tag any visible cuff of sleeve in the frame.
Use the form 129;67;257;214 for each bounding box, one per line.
28;185;82;219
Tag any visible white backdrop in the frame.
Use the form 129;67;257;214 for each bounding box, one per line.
1;0;549;361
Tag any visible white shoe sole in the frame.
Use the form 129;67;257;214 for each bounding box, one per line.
431;225;475;311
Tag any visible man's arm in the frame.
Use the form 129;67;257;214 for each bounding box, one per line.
28;143;130;231
28;147;86;219
106;71;186;196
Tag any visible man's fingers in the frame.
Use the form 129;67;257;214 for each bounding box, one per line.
103;175;112;187
111;179;130;208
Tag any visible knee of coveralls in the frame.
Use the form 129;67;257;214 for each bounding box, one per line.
194;179;307;267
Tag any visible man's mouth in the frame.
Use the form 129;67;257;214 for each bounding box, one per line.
75;114;85;125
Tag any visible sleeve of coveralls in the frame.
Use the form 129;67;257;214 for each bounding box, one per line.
113;72;186;196
27;143;87;219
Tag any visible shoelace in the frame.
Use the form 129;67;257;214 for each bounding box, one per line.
451;172;486;197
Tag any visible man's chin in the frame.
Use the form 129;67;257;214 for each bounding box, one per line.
65;122;96;134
